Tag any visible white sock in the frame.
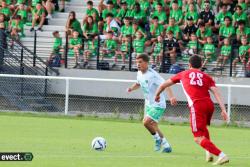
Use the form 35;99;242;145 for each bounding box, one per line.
162;138;170;148
219;152;226;158
152;133;160;141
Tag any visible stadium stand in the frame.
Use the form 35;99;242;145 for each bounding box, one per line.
0;0;250;77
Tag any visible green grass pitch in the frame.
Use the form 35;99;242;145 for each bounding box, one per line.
0;112;249;167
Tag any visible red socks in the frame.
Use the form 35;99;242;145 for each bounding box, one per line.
200;138;221;156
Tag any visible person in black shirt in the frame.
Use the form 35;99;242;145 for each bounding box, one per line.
164;30;179;64
198;1;215;27
183;16;198;42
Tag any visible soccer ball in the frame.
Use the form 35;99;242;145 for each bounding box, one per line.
91;137;107;151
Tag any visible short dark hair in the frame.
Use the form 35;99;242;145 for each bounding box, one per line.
136;53;149;62
224;16;231;21
87;1;93;5
53;31;59;36
106;13;114;18
189;55;202;68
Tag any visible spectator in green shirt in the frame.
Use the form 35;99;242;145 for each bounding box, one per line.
66;11;83;37
48;31;65;64
150;16;164;43
218;16;235;46
169;1;183;25
215;38;231;70
133;31;146;55
183;33;200;56
236;20;250;43
202;36;215;70
86;0;99;23
233;37;250;75
233;5;248;26
131;19;146;39
119;17;132;39
237;0;247;11
0;1;11;20
131;3;147;28
151;3;167;25
101;1;117;20
150;35;164;69
215;3;232;29
14;3;28;24
101;31;118;68
10;15;24;40
69;31;83;68
139;0;150;14
196;21;212;45
184;3;199;24
116;2;130;25
43;0;55;19
115;35;131;70
166;18;180;40
30;3;46;32
82;15;98;39
102;13;120;37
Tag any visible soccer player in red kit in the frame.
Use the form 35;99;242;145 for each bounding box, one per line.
155;55;229;165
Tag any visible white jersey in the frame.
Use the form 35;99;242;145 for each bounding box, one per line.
137;68;166;108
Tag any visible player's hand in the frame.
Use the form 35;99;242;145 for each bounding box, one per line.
221;110;228;121
127;88;132;93
170;97;177;106
155;95;160;102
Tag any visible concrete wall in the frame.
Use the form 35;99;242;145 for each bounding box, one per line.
48;69;250;105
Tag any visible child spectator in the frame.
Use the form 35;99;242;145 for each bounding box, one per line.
233;5;247;26
164;30;179;65
10;15;24;39
196;22;212;45
48;31;64;64
151;3;167;25
101;1;117;20
116;2;131;26
169;1;183;26
132;31;146;57
150;35;163;69
65;11;82;37
0;1;11;20
218;16;235;46
102;13;120;37
149;16;164;43
131;3;146;28
83;38;98;69
166;18;180;40
115;35;131;70
82;15;98;39
236;20;250;43
14;3;28;24
85;0;99;23
232;36;250;75
100;31;117;68
69;31;82;68
183;33;200;56
119;17;132;39
131;19;146;39
202;36;215;70
214;38;231;70
30;3;46;32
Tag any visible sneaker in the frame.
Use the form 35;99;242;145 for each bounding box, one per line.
206;152;214;162
111;63;116;69
83;62;88;68
154;139;162;151
46;14;52;19
213;155;229;165
162;147;172;153
30;27;34;32
73;63;79;68
121;65;125;70
37;27;43;32
60;8;65;12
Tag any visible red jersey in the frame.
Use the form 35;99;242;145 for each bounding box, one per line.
170;69;216;107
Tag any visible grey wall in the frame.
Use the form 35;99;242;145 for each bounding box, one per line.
48;69;250;105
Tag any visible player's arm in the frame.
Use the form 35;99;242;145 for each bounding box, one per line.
165;87;177;106
127;83;140;93
155;79;175;102
210;86;228;121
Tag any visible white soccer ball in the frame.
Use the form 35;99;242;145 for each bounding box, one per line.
91;137;107;151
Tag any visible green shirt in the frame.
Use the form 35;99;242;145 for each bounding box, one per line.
150;24;164;37
120;42;130;52
32;8;45;17
71;20;83;36
239;45;250;56
0;7;11;17
166;25;180;38
151;11;167;23
69;37;82;47
216;11;232;25
153;42;163;54
239;3;247;11
32;0;41;7
187;40;200;49
220;45;231;56
139;0;150;12
236;27;250;40
185;11;199;22
131;27;144;37
105;39;117;50
17;0;27;5
11;20;24;33
133;38;146;53
53;37;62;51
219;25;235;38
203;43;215;54
233;12;247;23
86;8;99;22
102;8;117;19
131;10;147;23
120;25;132;37
17;9;27;22
196;27;212;38
169;9;183;23
5;0;12;5
82;23;98;34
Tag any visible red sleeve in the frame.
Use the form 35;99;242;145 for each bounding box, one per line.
170;72;182;83
207;74;216;88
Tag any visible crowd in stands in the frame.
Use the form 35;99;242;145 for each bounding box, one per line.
1;0;250;75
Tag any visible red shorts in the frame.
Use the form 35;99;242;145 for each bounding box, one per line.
189;99;214;137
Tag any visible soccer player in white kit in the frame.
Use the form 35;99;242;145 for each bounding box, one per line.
127;54;177;152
